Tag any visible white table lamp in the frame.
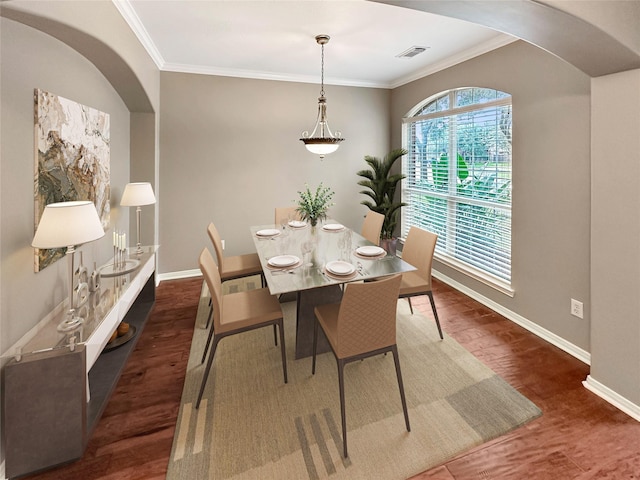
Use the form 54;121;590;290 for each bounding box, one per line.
120;182;156;254
32;201;105;331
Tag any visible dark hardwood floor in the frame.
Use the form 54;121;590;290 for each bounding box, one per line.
22;276;640;479
407;285;640;480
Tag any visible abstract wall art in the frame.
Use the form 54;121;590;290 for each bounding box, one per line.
34;89;110;271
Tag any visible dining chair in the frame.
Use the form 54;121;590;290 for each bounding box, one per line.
312;274;410;458
274;206;300;226
207;222;264;285
361;210;385;245
398;226;443;339
196;248;287;409
205;222;271;361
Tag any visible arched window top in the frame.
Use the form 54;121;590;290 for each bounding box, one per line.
402;86;513;293
410;87;511;118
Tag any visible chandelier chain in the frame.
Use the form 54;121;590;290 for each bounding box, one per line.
320;43;325;97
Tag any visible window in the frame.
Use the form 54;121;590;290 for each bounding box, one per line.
402;88;512;293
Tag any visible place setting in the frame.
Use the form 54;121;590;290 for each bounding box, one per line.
287;219;308;229
354;245;387;260
323;259;358;280
255;228;281;240
321;223;345;233
266;254;304;275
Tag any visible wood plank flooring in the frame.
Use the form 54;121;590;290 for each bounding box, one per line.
22;276;640;479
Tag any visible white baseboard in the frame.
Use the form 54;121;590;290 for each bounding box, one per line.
156;268;201;283
432;269;591;365
583;375;640;422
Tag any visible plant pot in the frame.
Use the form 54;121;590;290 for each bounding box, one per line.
381;237;398;256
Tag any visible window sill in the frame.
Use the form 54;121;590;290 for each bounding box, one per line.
434;253;515;297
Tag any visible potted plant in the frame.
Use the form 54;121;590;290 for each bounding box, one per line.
295;183;335;228
356;148;408;253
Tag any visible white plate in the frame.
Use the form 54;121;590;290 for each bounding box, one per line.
356;246;385;257
268;255;299;268
322;223;344;231
256;228;281;237
288;220;307;228
326;260;355;276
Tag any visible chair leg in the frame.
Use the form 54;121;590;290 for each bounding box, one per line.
201;314;216;364
273;324;278;346
427;291;443;340
197;334;222;409
391;345;411;432
205;304;212;330
311;318;318;375
338;359;348;458
278;319;288;383
407;297;414;314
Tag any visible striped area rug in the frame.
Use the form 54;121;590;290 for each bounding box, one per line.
167;277;541;479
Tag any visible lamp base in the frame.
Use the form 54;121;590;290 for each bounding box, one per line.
57;312;84;332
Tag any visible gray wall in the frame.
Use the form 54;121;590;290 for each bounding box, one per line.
159;72;390;274
391;41;592;351
591;69;640;407
0;17;131;352
130;112;158;250
0;0;159;113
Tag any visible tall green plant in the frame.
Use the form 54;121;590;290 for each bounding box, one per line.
357;148;408;239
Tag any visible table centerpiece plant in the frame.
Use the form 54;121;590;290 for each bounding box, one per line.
295;183;335;227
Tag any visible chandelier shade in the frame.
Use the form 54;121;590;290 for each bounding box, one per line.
300;34;344;159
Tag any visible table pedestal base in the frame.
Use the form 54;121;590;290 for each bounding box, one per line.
295;285;343;359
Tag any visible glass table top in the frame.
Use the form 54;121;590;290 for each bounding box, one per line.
251;221;415;296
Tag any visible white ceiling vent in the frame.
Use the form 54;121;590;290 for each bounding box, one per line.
396;46;429;59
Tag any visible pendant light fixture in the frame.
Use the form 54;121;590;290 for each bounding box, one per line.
300;34;344;159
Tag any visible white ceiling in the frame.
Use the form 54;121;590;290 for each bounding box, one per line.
115;0;516;89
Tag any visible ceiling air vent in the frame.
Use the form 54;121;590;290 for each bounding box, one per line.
396;46;429;58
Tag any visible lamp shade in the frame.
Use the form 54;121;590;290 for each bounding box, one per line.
32;201;105;249
120;182;156;207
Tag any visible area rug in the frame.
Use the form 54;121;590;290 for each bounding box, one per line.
167;278;541;480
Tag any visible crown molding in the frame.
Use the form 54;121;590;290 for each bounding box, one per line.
112;0;165;69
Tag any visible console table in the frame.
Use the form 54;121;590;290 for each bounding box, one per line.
1;248;157;479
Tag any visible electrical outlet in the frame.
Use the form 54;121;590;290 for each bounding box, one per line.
571;299;583;319
221;239;225;250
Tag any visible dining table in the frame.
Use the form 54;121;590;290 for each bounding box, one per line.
251;219;416;359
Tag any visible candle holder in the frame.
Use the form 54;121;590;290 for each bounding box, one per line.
99;230;140;277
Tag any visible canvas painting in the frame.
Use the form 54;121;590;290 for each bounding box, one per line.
34;89;110;271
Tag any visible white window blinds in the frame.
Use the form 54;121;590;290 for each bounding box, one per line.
402;88;512;290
